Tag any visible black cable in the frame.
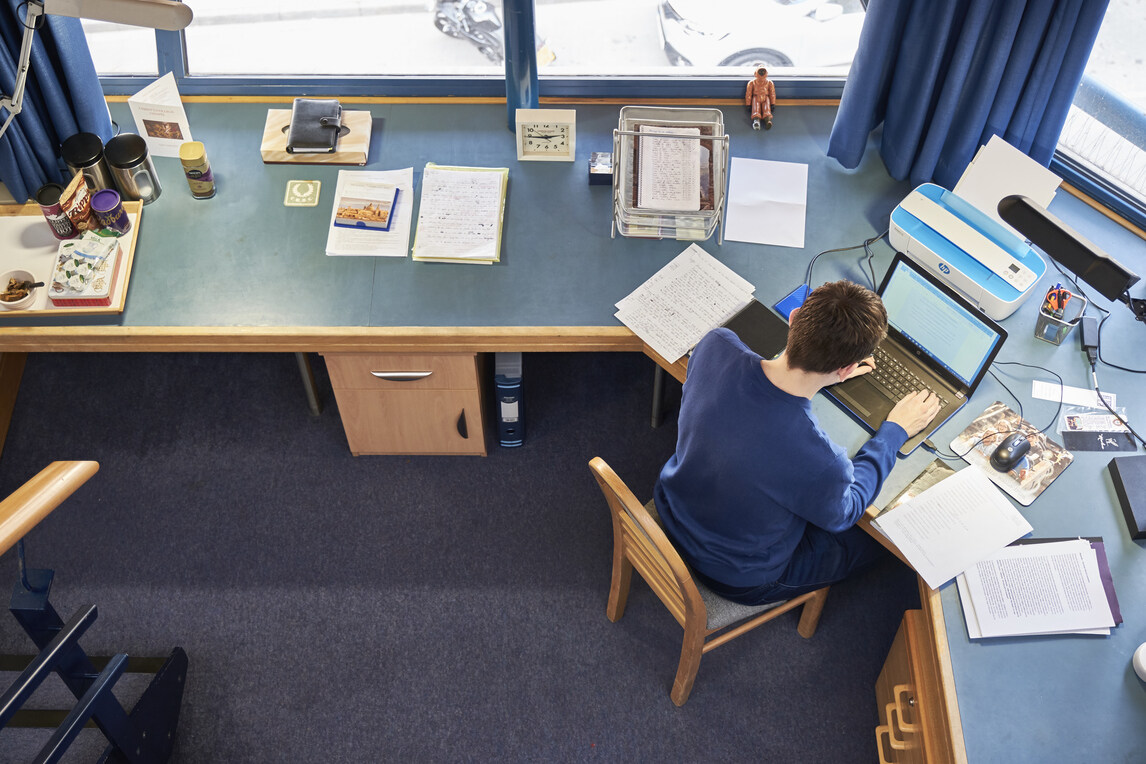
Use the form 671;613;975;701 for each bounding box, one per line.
1048;260;1146;374
920;360;1064;461
804;230;888;292
1087;362;1146;448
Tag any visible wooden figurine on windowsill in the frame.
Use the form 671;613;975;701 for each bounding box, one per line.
746;67;776;131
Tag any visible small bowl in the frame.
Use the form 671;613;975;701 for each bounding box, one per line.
0;269;37;310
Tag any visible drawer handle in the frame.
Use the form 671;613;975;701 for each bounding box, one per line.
885;702;911;750
370;371;433;382
893;683;919;733
875;725;896;764
456;410;468;439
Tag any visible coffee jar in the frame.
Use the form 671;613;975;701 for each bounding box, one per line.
60;132;115;192
103;133;162;204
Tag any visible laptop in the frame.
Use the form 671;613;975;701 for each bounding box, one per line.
824;252;1008;456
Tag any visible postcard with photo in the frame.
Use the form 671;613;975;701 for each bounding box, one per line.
950;401;1073;506
333;186;399;231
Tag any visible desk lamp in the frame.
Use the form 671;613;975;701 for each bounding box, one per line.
0;0;194;140
998;195;1144;323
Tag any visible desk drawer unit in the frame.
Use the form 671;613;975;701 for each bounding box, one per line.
323;353;487;456
876;609;953;764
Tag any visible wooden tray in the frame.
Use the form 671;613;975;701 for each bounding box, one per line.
260;109;372;165
0;201;142;317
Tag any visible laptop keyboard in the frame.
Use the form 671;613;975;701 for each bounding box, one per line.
868;347;948;408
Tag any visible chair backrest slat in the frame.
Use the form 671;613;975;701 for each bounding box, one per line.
590;458;702;628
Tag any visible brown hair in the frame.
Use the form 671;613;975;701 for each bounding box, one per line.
785;280;887;374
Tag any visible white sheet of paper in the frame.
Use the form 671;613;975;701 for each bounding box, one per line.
615;244;754;363
413;165;506;262
957;539;1114;638
325;168;414;257
1031;379;1115;409
954;134;1061;233
871;467;1032;590
724;157;808;248
127;72;193;158
637;125;701;211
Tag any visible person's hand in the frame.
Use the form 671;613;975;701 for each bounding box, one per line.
886;390;942;438
840;355;875;382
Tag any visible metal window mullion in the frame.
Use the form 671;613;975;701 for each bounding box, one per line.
155;28;188;81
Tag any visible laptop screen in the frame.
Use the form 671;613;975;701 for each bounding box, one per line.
879;256;1005;389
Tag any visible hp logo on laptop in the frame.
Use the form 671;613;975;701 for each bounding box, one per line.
938;262;951;274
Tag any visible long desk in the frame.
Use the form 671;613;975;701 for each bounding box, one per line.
2;100;1145;759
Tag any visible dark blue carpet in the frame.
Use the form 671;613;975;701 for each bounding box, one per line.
0;351;917;762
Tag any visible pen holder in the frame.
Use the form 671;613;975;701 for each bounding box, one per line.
1034;289;1087;345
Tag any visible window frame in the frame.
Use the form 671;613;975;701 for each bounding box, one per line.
97;12;1145;232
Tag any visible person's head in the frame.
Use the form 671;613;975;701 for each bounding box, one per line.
756;67;768;78
785;280;887;374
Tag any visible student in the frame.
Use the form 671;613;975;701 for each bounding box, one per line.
654;280;940;605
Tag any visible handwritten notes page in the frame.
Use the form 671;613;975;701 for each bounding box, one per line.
325;168;415;257
412;164;508;265
637;125;701;211
870;467;1032;590
615;244;754;363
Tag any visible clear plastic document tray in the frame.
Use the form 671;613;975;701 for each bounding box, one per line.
611;105;729;243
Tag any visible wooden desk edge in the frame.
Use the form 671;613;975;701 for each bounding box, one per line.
862;505;968;764
0;325;646;353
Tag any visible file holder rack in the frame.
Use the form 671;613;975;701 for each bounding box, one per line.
611;105;729;244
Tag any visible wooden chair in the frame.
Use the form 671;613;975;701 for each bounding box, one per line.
589;457;830;706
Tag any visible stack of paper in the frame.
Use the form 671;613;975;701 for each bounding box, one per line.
957;538;1120;638
325;168;415;257
870;467;1032;590
412;164;508;265
615;243;754;363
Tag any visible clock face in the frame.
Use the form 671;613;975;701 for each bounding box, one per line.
520;123;570;156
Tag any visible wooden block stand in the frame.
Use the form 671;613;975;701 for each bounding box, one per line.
260;108;372;165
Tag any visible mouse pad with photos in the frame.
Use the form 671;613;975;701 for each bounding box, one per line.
950;401;1073;506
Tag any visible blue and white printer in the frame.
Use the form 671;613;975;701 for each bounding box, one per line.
890;183;1046;320
888;136;1062;321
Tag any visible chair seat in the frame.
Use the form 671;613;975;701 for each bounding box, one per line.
643;500;783;631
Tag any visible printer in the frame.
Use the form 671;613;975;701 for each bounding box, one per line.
889;182;1046;320
888;136;1068;321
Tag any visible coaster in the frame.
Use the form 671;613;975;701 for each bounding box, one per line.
284;180;321;207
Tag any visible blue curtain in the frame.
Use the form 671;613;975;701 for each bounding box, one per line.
827;0;1109;189
0;0;112;202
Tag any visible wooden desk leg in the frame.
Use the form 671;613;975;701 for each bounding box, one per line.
651;364;666;428
0;352;27;461
294;352;322;416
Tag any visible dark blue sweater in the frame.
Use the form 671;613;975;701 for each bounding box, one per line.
654;329;907;588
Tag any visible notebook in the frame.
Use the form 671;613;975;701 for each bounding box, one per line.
824;252;1008;456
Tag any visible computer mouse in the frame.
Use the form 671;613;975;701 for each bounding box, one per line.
1134;643;1146;682
990;432;1031;472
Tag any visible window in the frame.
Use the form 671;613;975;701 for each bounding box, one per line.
83;0;865;90
80;1;1144;227
1055;0;1146;228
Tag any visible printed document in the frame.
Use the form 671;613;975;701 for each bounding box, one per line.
870;467;1032;590
127;72;193;158
957;539;1115;638
615;244;754;363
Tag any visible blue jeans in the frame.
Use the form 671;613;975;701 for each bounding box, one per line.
697;524;890;606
